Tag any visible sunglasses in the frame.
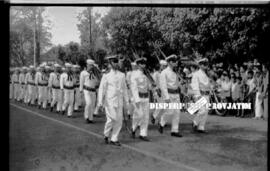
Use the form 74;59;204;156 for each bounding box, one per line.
111;59;119;63
170;58;177;63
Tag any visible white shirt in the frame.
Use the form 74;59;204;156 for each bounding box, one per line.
130;69;150;103
19;73;25;84
190;69;210;96
79;70;98;92
98;69;128;108
60;72;75;90
11;73;19;84
160;66;179;100
48;72;61;88
246;78;256;93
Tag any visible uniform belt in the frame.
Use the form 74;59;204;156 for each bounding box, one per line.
64;85;74;90
13;81;19;84
168;88;179;94
74;84;80;88
138;92;149;98
200;90;210;95
83;85;96;92
52;85;60;89
38;83;48;86
21;83;25;85
28;82;35;86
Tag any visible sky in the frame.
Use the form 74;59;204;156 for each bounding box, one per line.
44;7;110;46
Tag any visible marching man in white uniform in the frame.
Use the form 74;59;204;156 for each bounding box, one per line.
60;63;75;117
80;59;99;123
49;64;62;113
98;55;129;146
73;65;81;112
18;67;27;102
126;62;138;119
24;67;31;103
36;64;49;109
130;57;151;141
158;54;183;137
190;58;211;133
151;60;167;124
26;66;36;106
11;68;20;101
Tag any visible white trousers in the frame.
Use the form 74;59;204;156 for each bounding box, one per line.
160;94;181;133
51;88;63;112
132;99;149;136
74;87;82;110
255;92;263;118
152;96;164;120
38;86;48;108
193;95;209;131
83;90;96;120
104;105;123;142
10;83;13;99
14;84;20;100
27;85;36;104
62;89;74;116
19;84;26;101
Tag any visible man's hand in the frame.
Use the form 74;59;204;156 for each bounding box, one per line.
135;102;140;108
164;99;170;103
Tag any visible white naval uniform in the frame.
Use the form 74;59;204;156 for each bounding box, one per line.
26;72;36;104
12;73;20;100
130;69;151;136
74;73;81;111
98;69;129;142
36;71;49;108
24;72;31;103
126;70;137;116
159;66;181;133
10;74;13;99
152;70;164;120
60;72;75;116
190;69;210;131
49;72;62;112
80;70;98;120
18;73;26;101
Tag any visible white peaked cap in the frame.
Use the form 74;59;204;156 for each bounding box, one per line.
159;60;167;65
65;63;72;67
131;62;137;66
86;59;95;65
166;54;177;61
54;63;61;68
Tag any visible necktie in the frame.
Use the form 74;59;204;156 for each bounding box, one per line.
88;71;94;80
67;73;72;81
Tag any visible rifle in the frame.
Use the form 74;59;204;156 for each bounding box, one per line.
131;49;161;98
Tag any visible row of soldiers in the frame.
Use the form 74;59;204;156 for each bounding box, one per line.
10;55;211;146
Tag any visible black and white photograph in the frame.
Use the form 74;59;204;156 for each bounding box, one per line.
8;0;269;171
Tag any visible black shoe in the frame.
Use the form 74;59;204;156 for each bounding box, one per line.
151;116;155;125
131;131;136;139
110;141;121;146
67;115;72;118
171;132;183;137
158;123;163;134
62;110;65;115
38;105;41;109
88;120;94;124
74;110;78;113
197;130;207;134
139;136;150;141
192;123;198;132
56;111;60;114
93;114;100;118
104;137;109;144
